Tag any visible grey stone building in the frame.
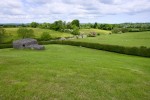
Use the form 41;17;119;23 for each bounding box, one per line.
13;38;45;50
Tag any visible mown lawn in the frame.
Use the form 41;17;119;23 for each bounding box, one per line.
0;45;150;100
73;31;150;47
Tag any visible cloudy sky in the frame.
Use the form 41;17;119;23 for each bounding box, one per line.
0;0;150;23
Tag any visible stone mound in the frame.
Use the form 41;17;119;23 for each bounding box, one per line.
13;38;45;50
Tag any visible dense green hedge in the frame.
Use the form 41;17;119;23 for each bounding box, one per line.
0;44;12;49
1;41;150;57
39;41;150;57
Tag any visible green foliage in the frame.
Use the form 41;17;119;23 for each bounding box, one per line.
0;28;6;43
71;26;80;35
40;32;51;41
42;41;150;57
111;28;122;34
51;20;65;31
71;19;80;27
30;22;39;28
93;22;98;28
17;28;35;39
39;23;51;29
0;44;12;49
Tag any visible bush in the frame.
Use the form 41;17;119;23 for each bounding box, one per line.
17;28;35;39
71;26;80;35
40;32;51;41
111;28;122;34
0;28;6;43
0;44;12;49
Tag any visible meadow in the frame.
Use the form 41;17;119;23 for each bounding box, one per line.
80;29;111;34
4;28;73;40
0;45;150;100
73;31;150;47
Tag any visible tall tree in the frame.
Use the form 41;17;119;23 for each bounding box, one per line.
71;19;80;27
93;22;98;28
30;22;39;28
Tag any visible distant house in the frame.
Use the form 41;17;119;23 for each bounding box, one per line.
13;38;45;50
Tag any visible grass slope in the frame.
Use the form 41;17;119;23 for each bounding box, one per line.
4;28;73;39
73;31;150;47
0;45;150;100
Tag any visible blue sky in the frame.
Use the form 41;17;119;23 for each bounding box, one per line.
0;0;150;23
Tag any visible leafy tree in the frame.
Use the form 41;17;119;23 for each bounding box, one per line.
71;19;80;27
39;23;51;29
17;28;34;38
71;25;80;35
93;22;98;28
30;22;39;28
0;28;6;43
40;32;51;41
51;20;64;31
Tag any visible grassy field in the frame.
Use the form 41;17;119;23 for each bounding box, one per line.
4;28;73;39
73;31;150;47
80;29;111;34
0;45;150;99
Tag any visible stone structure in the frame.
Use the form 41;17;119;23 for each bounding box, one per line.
13;38;45;50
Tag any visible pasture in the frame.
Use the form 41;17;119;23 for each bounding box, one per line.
80;29;111;34
0;45;150;99
73;31;150;47
4;28;73;39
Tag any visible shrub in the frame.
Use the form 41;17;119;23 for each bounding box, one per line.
71;26;80;35
17;28;35;39
111;28;122;34
0;28;6;43
40;32;51;41
0;44;12;49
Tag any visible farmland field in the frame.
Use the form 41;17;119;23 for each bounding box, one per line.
4;28;73;39
73;31;150;47
0;45;150;100
80;29;111;34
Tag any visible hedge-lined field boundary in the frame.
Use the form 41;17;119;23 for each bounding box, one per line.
1;40;150;57
39;41;150;57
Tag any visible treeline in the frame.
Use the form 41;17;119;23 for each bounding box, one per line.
1;21;150;32
0;19;81;35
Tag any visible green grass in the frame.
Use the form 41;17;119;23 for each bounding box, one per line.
73;31;150;47
80;29;111;34
0;45;150;99
4;28;73;39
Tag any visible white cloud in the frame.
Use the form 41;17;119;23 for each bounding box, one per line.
0;0;150;23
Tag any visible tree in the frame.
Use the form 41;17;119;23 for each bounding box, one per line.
51;20;64;31
40;32;51;41
71;19;80;27
17;28;34;38
93;22;98;28
0;28;6;43
30;22;39;28
71;25;80;35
